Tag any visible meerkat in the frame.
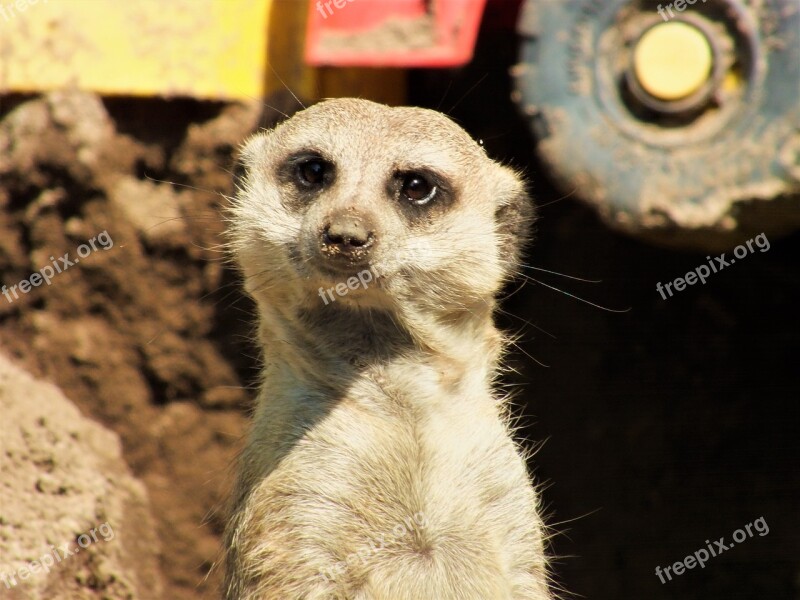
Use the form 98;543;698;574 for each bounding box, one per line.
224;98;550;600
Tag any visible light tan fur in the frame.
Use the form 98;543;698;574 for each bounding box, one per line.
224;98;550;599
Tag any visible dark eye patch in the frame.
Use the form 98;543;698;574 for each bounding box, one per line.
298;159;327;186
280;151;336;191
400;173;437;205
390;168;453;218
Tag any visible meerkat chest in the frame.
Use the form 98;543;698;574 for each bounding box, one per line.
236;368;543;598
263;373;539;591
273;366;531;526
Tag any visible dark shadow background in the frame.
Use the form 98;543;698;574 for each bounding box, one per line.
410;18;800;600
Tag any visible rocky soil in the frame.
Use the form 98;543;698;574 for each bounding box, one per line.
0;90;267;599
0;354;162;599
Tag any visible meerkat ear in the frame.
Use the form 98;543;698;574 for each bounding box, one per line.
494;166;535;272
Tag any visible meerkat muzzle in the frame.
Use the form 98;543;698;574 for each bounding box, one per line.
320;211;376;267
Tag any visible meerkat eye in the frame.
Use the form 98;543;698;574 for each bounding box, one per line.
296;158;330;188
401;173;437;205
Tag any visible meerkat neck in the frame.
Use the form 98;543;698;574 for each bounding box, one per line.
256;299;504;395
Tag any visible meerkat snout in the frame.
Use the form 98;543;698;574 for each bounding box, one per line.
320;211;377;265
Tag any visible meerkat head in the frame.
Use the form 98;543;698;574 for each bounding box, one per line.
229;98;533;327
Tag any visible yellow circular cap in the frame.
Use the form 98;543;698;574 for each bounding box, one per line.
634;21;713;101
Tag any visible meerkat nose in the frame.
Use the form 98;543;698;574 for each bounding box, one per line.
320;212;376;263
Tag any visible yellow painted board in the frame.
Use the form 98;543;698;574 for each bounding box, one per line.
0;0;271;100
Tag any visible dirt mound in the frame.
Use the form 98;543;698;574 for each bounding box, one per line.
0;354;162;598
0;91;266;598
